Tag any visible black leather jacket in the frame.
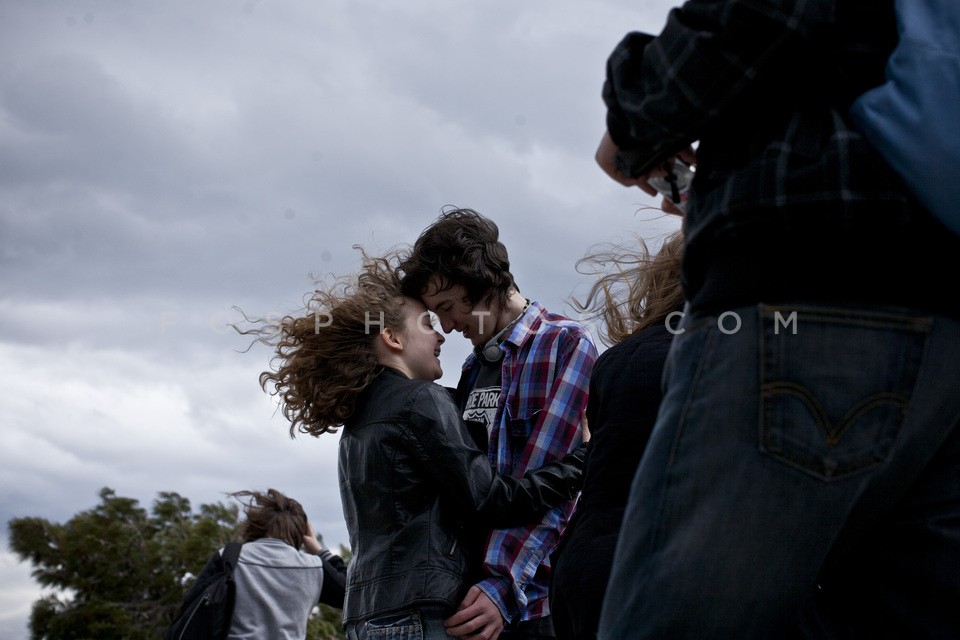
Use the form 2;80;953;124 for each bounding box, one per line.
338;368;585;623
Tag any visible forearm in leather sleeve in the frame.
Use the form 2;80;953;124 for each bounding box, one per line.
475;442;588;528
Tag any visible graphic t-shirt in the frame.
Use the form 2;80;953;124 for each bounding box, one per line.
462;353;503;444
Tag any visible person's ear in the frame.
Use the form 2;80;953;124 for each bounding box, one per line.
379;326;404;352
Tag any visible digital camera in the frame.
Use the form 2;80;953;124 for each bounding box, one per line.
648;161;694;213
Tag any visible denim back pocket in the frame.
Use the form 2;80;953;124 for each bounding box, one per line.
758;306;931;481
365;610;423;640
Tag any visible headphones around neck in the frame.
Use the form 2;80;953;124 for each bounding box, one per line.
479;325;510;364
477;301;530;364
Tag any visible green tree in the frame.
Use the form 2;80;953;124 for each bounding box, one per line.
8;487;347;640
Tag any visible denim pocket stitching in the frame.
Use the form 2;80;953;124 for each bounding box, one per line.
762;382;909;447
758;306;927;481
364;610;423;640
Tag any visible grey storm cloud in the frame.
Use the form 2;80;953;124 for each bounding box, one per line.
0;1;681;637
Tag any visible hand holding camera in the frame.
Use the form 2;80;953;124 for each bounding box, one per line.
648;159;695;214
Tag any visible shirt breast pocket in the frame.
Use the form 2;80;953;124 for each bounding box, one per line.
506;408;541;442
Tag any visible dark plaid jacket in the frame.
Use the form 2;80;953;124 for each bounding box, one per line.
603;0;960;318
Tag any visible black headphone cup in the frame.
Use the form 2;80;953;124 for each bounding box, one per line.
477;301;528;365
481;343;504;364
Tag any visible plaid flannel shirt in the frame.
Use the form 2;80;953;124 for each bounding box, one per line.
602;0;960;317
604;0;896;180
457;300;597;624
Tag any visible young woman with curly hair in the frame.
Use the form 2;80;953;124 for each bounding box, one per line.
249;252;586;640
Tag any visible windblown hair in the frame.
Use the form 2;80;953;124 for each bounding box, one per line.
397;207;517;312
573;230;685;347
230;489;308;548
240;251;406;437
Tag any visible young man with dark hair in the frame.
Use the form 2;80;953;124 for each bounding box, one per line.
399;208;598;640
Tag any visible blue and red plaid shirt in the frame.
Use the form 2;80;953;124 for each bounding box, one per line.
457;300;598;624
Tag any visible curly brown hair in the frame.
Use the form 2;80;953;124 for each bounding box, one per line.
240;250;406;437
573;230;685;347
397;207;518;311
230;488;308;548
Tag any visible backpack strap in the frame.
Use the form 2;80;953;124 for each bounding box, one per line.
221;542;243;571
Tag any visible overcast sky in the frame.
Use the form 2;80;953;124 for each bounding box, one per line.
0;1;681;636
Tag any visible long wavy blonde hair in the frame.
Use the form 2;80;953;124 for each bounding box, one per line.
573;230;685;347
237;250;406;437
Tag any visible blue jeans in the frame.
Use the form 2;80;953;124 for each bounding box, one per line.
598;304;960;638
345;608;451;640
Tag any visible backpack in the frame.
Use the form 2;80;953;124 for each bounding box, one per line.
847;0;960;236
164;542;243;640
